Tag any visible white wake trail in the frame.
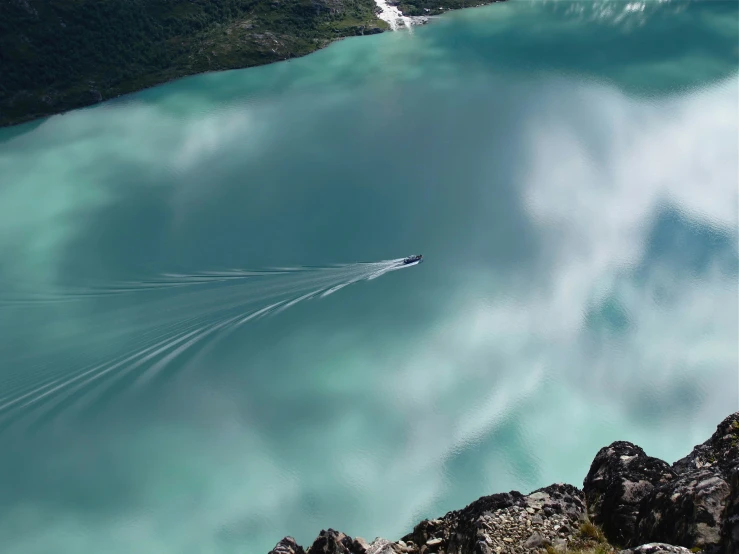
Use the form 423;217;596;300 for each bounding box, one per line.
0;257;420;429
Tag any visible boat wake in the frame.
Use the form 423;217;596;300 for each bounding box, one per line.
0;256;421;434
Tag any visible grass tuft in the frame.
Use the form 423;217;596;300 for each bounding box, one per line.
579;521;606;543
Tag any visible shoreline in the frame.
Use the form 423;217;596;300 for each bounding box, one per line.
0;0;506;130
268;412;738;554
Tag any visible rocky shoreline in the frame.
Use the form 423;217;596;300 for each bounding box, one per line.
268;412;739;554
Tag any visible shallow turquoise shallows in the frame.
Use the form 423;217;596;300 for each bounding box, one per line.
0;1;737;552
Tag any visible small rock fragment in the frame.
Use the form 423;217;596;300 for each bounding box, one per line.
523;532;545;548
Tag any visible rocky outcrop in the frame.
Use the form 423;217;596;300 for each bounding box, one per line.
269;485;608;554
268;413;739;554
634;470;729;551
634;413;739;553
583;442;676;546
271;537;307;554
721;465;739;554
399;484;590;554
305;529;370;554
583;413;739;553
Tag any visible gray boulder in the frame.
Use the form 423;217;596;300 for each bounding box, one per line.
582;441;676;546
618;543;693;554
635;412;739;553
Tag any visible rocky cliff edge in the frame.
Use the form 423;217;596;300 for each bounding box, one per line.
268;412;739;554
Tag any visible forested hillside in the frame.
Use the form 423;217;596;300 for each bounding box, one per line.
0;0;385;126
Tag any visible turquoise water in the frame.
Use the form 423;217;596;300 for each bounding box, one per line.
0;1;737;552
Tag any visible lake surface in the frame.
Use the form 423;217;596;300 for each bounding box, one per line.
0;1;737;552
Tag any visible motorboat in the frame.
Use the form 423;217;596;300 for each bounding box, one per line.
402;254;423;265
